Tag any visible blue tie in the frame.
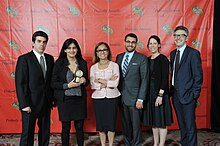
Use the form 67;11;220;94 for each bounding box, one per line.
122;54;129;77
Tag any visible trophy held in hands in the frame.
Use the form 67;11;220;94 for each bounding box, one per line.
74;69;83;83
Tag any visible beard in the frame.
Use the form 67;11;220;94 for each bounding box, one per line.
126;46;136;52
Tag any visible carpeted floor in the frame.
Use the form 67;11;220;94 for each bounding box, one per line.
0;130;220;146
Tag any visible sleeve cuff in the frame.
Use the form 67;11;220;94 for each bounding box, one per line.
63;83;68;89
137;99;143;102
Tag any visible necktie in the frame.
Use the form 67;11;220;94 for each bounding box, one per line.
40;56;46;77
174;50;180;87
122;54;129;77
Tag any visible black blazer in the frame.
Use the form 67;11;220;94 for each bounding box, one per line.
170;45;203;104
51;58;89;102
15;51;54;113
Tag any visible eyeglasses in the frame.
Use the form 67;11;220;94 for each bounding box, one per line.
173;34;187;38
96;49;108;53
125;41;137;44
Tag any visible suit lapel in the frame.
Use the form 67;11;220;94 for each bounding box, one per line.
178;46;189;69
170;51;175;69
30;51;42;71
171;51;176;64
30;51;46;80
118;53;125;77
118;53;125;66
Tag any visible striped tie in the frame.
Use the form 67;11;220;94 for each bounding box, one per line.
122;54;129;77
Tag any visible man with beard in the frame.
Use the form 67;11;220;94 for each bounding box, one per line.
116;33;149;146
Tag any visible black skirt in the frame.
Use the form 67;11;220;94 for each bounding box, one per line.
143;94;173;128
57;96;86;122
93;98;118;132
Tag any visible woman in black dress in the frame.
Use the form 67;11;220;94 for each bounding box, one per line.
143;35;173;146
51;38;89;146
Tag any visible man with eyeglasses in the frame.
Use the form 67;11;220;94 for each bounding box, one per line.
116;33;149;146
170;26;203;146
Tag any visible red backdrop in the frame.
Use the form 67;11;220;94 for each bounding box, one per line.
0;0;213;133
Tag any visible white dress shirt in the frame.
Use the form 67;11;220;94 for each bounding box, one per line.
172;44;186;85
33;49;47;71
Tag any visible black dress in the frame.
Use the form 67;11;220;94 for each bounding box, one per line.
143;54;173;127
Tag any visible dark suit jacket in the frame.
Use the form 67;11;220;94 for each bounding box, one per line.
116;51;149;106
15;51;54;113
170;45;203;104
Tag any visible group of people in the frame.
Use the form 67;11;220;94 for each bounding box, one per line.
15;25;203;146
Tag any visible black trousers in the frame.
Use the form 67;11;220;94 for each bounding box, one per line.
61;119;84;146
20;104;51;146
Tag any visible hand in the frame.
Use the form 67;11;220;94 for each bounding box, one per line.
68;81;81;88
109;74;118;81
97;78;107;88
97;78;107;84
94;78;99;83
22;106;31;113
155;96;163;107
79;77;86;84
136;100;143;109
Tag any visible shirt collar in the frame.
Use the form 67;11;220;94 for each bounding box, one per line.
125;50;135;58
177;44;186;52
33;49;45;61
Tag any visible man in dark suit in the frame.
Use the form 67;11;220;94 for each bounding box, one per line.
116;33;149;146
15;31;55;146
170;26;203;146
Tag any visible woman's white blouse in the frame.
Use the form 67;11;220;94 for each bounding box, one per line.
90;61;121;99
